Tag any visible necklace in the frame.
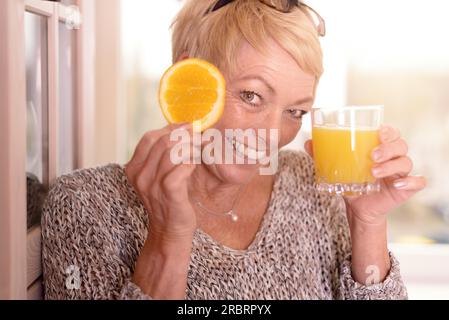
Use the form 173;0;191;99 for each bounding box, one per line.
192;185;244;223
195;200;239;222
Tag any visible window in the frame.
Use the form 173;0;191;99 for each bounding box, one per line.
121;0;181;158
307;0;449;299
305;0;449;246
58;6;77;176
25;0;80;231
25;12;49;229
0;0;92;299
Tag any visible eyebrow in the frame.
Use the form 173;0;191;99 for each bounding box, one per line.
291;96;314;107
238;75;276;93
238;74;314;107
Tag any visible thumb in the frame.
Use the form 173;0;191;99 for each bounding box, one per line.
304;140;314;158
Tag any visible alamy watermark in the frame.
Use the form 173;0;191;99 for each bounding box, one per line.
169;122;280;175
365;265;381;286
64;5;82;30
65;265;81;290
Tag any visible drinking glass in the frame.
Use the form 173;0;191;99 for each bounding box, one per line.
311;106;384;196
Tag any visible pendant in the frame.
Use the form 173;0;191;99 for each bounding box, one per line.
226;210;239;222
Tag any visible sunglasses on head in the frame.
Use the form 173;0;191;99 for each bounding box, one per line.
206;0;326;37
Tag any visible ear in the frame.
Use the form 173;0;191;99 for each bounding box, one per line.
176;52;189;62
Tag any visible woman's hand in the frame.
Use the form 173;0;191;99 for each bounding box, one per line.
346;126;427;226
305;126;427;285
125;123;198;299
125;123;198;241
305;125;427;226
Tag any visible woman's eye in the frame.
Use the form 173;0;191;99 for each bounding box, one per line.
288;109;308;120
240;91;262;106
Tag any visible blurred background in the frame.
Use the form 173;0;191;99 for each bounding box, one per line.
120;0;449;299
5;0;447;299
121;0;449;245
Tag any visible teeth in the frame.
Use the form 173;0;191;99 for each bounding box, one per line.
227;137;266;161
236;140;245;155
246;145;258;159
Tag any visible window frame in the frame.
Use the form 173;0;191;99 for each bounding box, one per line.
0;0;94;299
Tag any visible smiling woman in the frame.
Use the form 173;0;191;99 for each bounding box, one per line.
39;0;427;300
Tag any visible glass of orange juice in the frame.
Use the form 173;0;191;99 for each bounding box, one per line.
311;106;384;196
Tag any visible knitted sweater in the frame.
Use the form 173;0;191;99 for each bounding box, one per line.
41;151;408;300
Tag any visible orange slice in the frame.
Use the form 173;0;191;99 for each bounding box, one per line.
159;58;226;132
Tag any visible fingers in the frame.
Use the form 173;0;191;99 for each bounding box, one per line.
379;126;401;143
139;122;200;189
371;126;411;179
372;156;413;179
132;124;194;191
304;140;314;157
371;126;427;194
129;123;191;166
392;175;427;192
136;136;191;191
126;123;191;184
155;143;201;181
161;163;196;197
145;125;196;175
372;139;408;163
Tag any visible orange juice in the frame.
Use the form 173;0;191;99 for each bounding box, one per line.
312;126;380;184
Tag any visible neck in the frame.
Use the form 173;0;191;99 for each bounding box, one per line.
187;165;275;249
188;165;247;214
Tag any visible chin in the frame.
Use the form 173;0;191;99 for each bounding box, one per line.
210;162;261;185
199;132;274;184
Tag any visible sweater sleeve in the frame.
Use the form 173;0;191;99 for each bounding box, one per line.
41;172;152;300
328;197;408;300
119;281;153;300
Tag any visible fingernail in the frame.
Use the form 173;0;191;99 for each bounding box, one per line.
372;148;383;162
372;167;383;177
394;180;408;189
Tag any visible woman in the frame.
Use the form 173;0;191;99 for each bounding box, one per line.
42;0;426;300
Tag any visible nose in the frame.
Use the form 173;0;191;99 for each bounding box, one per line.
252;109;283;147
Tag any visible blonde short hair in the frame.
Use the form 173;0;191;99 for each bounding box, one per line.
171;0;324;80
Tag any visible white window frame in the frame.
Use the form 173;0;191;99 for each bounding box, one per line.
24;0;60;183
0;0;28;300
0;0;94;299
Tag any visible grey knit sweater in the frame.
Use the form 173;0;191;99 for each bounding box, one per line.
41;151;408;300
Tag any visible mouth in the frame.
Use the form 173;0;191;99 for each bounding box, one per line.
225;136;268;162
